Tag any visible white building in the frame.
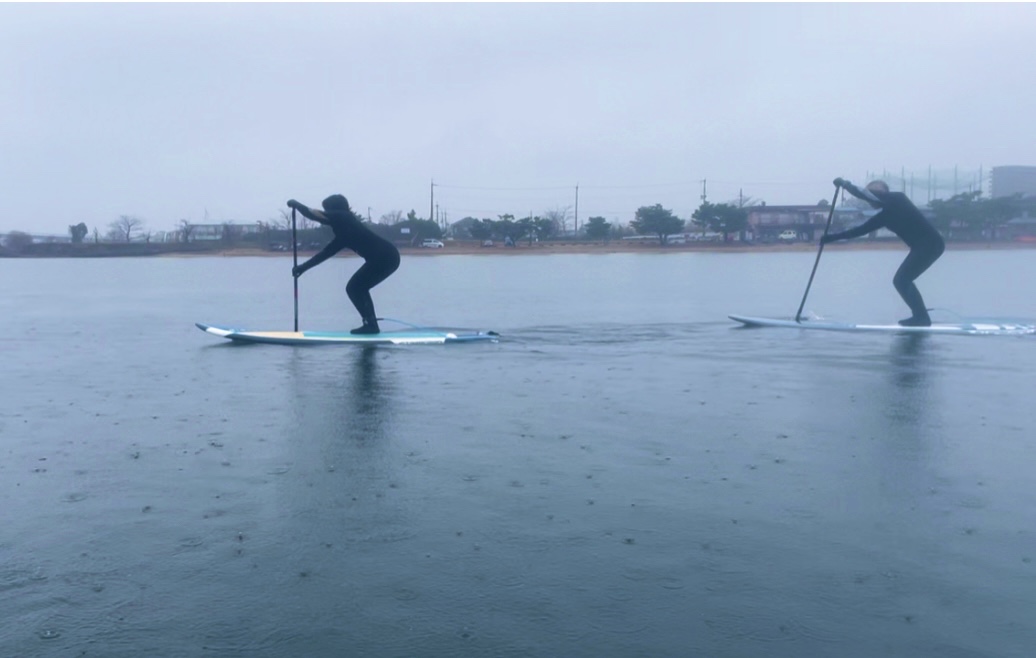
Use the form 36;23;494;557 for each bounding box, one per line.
991;166;1036;199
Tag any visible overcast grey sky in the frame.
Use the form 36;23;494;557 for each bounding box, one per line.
2;2;1034;236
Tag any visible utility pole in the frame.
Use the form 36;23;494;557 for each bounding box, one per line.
430;180;435;223
701;179;707;204
574;184;579;237
738;188;744;208
367;207;371;223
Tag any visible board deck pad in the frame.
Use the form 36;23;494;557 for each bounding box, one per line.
196;321;499;345
729;314;1036;336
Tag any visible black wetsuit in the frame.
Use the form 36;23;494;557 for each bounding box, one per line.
294;202;400;330
826;184;945;324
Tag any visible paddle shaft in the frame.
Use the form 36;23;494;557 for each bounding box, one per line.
795;185;840;323
292;207;298;332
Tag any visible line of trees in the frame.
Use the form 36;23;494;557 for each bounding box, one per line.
7;191;1035;257
291;193;1035;247
7;201;739;250
927;192;1036;240
436;200;752;247
254;208;446;249
629;201;749;245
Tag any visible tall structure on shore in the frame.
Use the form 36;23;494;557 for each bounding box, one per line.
991;166;1036;198
863;167;984;204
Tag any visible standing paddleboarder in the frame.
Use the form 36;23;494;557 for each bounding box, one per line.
287;194;400;334
821;179;945;327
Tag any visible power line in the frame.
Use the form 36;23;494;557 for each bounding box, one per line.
435;178;844;198
578;181;697;190
434;183;574;191
437;180;724;191
707;179;826;186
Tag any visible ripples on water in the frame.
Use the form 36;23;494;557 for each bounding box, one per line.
2;253;1035;657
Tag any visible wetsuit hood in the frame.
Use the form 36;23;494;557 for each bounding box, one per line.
322;194;351;212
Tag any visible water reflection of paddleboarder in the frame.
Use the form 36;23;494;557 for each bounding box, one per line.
287;195;400;334
822;179;945;327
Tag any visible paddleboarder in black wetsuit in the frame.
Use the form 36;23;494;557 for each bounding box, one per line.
822;179;945;327
287;194;400;334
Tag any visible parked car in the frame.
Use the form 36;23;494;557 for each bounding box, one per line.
421;239;445;248
778;230;798;243
481;240;494;247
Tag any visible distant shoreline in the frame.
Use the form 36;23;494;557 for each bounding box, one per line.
174;240;1036;258
3;239;1034;259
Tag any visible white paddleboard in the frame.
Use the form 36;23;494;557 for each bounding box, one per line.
729;314;1036;336
196;321;499;345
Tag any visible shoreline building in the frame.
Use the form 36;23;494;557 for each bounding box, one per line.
991;166;1036;199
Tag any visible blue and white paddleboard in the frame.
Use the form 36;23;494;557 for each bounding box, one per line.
196;320;499;345
729;314;1036;336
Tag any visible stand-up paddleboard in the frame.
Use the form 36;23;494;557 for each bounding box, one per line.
196;318;499;345
729;314;1036;336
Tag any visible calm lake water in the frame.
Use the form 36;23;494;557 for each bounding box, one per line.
2;249;1036;657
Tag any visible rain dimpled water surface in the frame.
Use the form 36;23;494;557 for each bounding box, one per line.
2;250;1035;658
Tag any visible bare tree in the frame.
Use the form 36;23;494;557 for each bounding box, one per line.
728;195;764;208
274;208;311;231
265;212;287;231
543;206;572;236
109;215;143;242
379;210;404;225
179;219;195;243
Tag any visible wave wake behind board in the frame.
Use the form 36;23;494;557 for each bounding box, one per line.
728;314;1035;336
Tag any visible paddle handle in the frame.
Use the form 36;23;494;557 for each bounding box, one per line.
795;185;840;323
292;207;298;332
